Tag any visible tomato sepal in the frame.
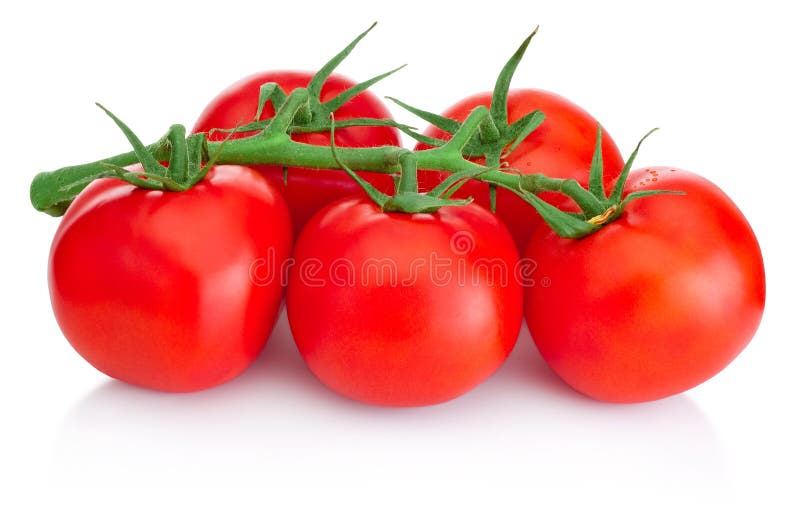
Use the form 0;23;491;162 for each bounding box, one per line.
327;116;477;214
387;28;546;164
508;126;684;239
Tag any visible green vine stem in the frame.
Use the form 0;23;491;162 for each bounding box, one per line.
30;111;675;238
28;26;681;239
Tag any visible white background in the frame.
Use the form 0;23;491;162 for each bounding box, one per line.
2;1;798;514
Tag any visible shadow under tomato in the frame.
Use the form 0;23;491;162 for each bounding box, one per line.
51;310;728;494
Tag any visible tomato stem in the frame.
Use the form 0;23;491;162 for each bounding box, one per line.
396;151;419;195
263;88;310;137
29;113;675;237
28;26;680;238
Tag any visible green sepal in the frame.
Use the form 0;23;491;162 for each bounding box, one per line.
255;82;288;121
385;96;461;136
392;125;447;148
587;124;606;201
113;167;185;191
609;128;659;205
96;103;168;179
428;167;495;198
386;29;545;164
201;24;403;138
383;193;471;214
102;164;163;189
289;23;404;133
327;116;391;208
324;65;407;113
517;190;599;239
308;22;377;100
503;110;545;157
327;114;479;215
491;26;538;127
95;104;215;192
619;189;685;209
510;126;684;238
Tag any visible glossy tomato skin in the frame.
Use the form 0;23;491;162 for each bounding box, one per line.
192;71;401;234
416;89;625;251
286;197;523;406
524;167;766;403
49;166;293;392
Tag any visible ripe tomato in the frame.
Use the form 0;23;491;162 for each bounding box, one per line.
415;89;625;250
48;166;293;392
192;71;401;234
286;197;523;406
524;167;766;402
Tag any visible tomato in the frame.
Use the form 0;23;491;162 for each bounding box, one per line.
415;89;625;250
192;71;401;234
523;167;766;402
286;197;523;406
48;166;293;392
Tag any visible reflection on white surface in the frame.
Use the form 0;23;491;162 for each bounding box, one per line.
52;310;726;494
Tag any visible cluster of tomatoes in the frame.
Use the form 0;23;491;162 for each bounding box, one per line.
47;64;765;406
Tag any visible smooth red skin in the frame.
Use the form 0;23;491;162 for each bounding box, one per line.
415;89;625;251
49;166;293;393
524;167;766;403
286;198;523;407
192;71;401;234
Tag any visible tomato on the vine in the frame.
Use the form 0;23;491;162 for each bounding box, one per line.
49;165;293;392
192;71;401;234
416;89;625;250
523;167;766;402
286;197;523;406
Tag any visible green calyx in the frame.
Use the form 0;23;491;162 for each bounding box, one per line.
29;105;221;216
94;104;226;193
210;22;414;139
384;27;545;215
386;27;545;170
328;112;496;214
512;126;684;239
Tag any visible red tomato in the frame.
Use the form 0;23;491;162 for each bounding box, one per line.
49;166;293;392
524;167;766;402
415;89;625;250
192;71;401;234
286;197;523;406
